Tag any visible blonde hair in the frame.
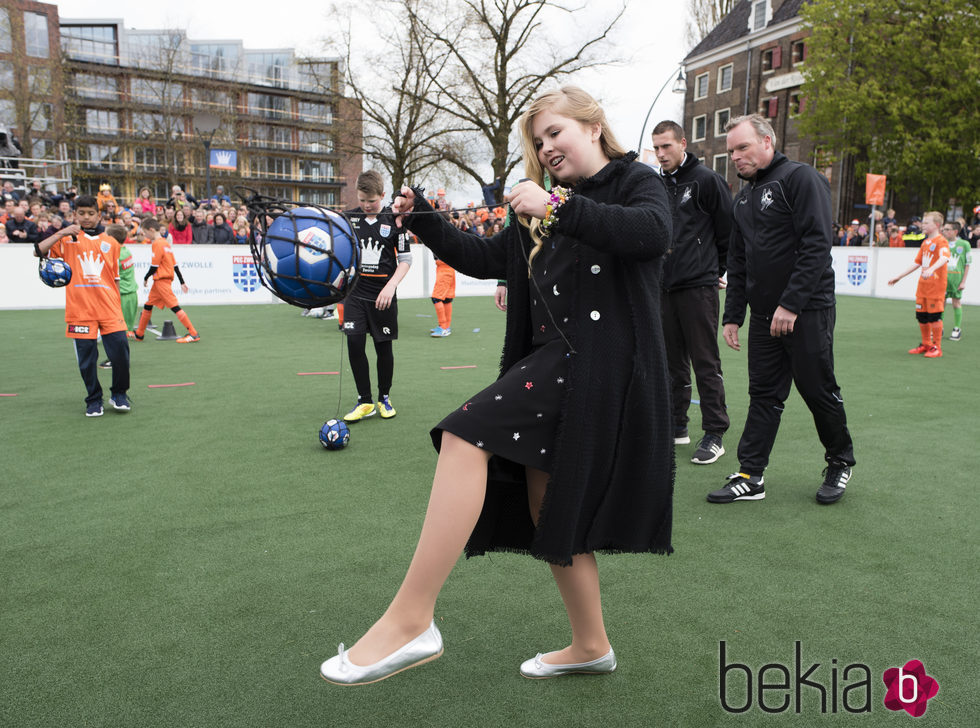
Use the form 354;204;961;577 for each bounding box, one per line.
518;86;627;269
922;211;944;228
726;113;777;149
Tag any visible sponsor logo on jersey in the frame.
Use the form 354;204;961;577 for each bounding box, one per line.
100;241;112;254
760;188;774;211
68;325;90;334
380;224;391;237
232;255;259;293
847;255;868;287
343;321;355;330
382;326;391;335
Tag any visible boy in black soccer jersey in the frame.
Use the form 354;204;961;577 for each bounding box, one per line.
341;171;413;422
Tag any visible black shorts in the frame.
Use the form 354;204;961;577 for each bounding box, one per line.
342;295;399;341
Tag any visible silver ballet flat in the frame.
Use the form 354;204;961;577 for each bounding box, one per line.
519;647;617;679
320;621;443;686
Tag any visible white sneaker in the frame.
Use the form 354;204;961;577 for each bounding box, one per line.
950;327;962;341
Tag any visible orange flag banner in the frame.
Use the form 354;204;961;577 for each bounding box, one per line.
865;174;886;206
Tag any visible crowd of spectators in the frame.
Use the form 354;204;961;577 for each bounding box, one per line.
834;206;980;248
425;188;508;238
1;180;254;246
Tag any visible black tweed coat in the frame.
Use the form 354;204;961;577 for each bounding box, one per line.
406;154;674;565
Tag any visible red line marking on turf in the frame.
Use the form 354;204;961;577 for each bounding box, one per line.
147;383;196;388
0;393;18;397
297;371;339;376
440;365;478;370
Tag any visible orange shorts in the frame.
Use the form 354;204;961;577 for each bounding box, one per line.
66;318;127;340
431;262;456;300
915;297;944;314
147;279;179;309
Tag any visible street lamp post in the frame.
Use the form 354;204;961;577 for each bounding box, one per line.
192;113;221;201
637;67;688;154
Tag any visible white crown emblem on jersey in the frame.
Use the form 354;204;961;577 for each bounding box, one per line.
760;188;774;211
215;151;233;166
79;250;105;283
680;188;692;205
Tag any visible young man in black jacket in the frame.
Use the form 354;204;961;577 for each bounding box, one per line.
711;114;855;505
652;120;731;464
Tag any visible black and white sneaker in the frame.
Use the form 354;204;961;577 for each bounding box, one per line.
674;427;690;445
707;473;765;503
691;434;725;464
950;327;962;341
99;359;112;369
816;463;851;504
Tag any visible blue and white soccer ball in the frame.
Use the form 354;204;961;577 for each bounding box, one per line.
319;419;350;450
263;207;357;306
39;258;72;288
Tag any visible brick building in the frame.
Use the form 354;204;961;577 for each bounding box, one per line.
1;0;361;209
681;0;858;222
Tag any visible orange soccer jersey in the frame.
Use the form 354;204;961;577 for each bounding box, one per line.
146;236;179;309
914;235;950;300
48;232;125;338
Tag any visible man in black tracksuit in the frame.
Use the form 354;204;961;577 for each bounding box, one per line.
709;114;855;505
652;120;731;465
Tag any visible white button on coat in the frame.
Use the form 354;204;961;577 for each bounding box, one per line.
591;264;601;274
590;310;601;321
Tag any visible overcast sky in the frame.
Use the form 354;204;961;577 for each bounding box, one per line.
53;0;691;199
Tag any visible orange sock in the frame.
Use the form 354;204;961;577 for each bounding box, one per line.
434;301;447;329
337;303;344;326
444;302;452;329
176;309;197;337
135;309;152;336
919;322;931;346
930;321;943;348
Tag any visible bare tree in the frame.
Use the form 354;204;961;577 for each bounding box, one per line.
685;0;738;47
317;1;469;192
406;0;626;198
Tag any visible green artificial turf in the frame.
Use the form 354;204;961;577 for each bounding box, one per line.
1;296;977;727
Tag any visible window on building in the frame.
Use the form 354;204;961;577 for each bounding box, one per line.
190;87;233;111
0;9;11;53
248;93;290;119
0;61;14;91
789;92;803;116
692;115;707;142
297;61;335;93
760;97;779;118
713;154;728;179
247;52;291;88
24;12;49;58
131;78;179;106
717;64;733;93
32;138;56;159
694;72;709;100
77;143;121;168
714;108;730;137
298;189;337;207
750;0;770;32
29;102;52;131
72;73;119;100
132;112;172;137
134;147;168;171
61;24;119;64
0;99;16;128
250;156;292;178
791;41;807;66
191;43;241;78
298;101;331;123
27;66;52;95
761;47;781;73
299;129;331;152
299;159;333;181
85;109;119;135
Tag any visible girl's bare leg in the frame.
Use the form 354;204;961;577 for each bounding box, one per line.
347;432;490;664
527;467;611;664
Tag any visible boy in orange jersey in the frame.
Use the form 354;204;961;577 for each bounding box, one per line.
888;210;950;358
35;195;131;416
133;217;200;343
430;255;456;336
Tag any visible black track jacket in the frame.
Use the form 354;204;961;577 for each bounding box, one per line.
723;151;836;325
660;152;731;291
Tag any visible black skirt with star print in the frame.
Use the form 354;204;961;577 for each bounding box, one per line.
432;236;574;473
